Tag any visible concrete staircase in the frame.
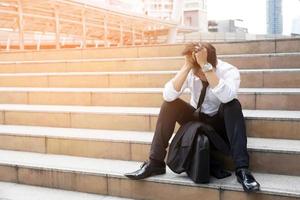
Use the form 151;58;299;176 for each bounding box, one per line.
0;39;299;199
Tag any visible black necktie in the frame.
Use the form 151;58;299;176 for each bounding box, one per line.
197;80;209;110
193;80;209;118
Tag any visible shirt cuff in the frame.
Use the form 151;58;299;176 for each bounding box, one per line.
163;79;182;101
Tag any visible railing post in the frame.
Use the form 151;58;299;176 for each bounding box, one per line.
37;35;41;51
81;8;87;48
54;5;60;49
6;37;11;51
141;30;145;45
104;15;109;47
17;0;24;50
131;26;136;46
119;23;124;47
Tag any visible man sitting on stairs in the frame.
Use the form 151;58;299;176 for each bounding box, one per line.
124;42;261;193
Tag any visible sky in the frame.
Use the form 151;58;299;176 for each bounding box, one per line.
207;0;300;35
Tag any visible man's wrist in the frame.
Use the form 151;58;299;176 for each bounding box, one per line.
183;63;193;70
199;61;207;68
201;62;213;73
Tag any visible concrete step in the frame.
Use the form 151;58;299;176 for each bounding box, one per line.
0;87;299;110
0;39;299;61
0;149;299;199
0;53;299;73
0;69;299;88
0;104;299;139
0;181;132;200
221;52;300;69
0;125;299;176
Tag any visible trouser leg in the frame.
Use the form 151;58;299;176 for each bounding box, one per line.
216;99;250;169
149;98;196;164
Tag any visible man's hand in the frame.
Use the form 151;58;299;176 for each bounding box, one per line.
194;46;208;68
184;54;195;69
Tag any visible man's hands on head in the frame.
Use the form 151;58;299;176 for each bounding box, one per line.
183;45;209;72
193;45;220;88
183;43;208;70
182;45;209;82
170;43;218;94
194;46;208;68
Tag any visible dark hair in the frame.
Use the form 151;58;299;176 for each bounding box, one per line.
181;42;217;68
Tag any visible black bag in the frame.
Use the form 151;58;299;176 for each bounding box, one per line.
186;133;210;183
167;121;231;183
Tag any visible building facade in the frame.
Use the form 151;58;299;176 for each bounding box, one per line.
266;0;283;34
208;19;248;33
291;16;300;36
183;0;207;31
142;0;208;31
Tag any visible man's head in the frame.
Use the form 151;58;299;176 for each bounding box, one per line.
181;42;217;72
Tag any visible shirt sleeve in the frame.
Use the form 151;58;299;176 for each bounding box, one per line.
162;71;190;102
211;63;240;103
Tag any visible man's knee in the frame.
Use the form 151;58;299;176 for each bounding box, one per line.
221;99;242;112
161;98;181;109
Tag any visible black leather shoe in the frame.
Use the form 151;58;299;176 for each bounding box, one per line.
236;168;260;192
124;161;166;180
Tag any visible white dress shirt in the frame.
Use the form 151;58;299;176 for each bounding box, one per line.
162;59;240;116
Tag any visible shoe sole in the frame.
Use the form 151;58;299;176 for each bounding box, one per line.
125;169;166;180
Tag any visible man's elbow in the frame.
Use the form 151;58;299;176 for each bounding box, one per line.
215;88;237;103
163;93;178;102
218;90;238;104
219;96;235;104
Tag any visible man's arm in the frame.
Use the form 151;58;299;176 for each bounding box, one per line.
210;65;240;103
163;56;193;102
194;48;240;103
194;48;219;88
172;63;192;92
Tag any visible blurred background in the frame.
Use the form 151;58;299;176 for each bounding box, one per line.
0;0;299;50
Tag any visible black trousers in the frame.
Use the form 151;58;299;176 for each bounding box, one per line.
149;98;249;170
